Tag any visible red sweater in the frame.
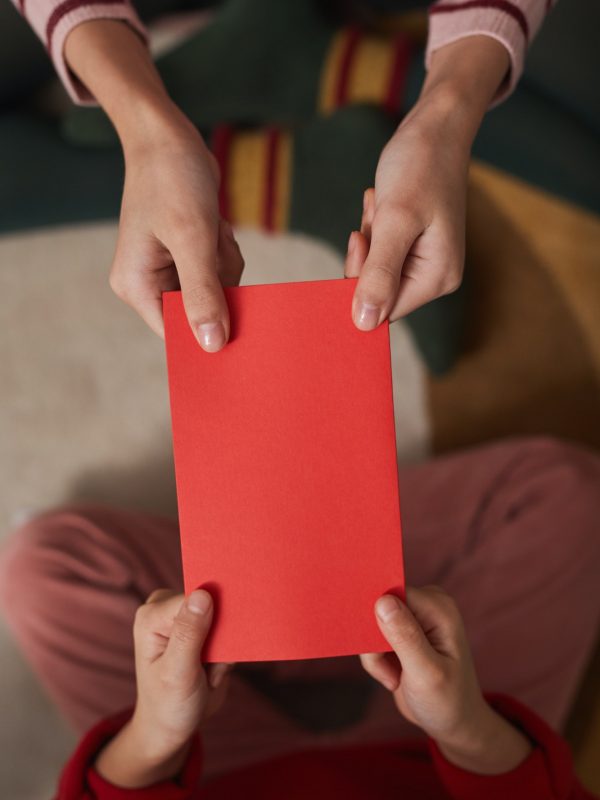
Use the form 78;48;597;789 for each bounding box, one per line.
56;695;595;800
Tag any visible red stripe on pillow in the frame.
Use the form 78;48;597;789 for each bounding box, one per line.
385;34;412;116
264;128;279;232
336;27;362;107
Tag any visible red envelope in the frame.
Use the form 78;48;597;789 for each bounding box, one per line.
163;278;403;662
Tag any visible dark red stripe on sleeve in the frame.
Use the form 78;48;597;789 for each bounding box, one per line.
385;34;412;116
264;128;279;232
335;27;362;107
46;0;126;49
211;125;233;223
429;0;529;41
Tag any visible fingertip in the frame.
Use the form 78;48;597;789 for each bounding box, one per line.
347;231;357;259
382;672;400;692
375;594;402;623
196;320;227;352
345;231;358;278
209;662;232;689
346;231;370;281
360;651;401;691
361;188;375;236
353;299;382;331
220;219;235;241
186;589;212;615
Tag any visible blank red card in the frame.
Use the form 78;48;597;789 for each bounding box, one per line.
163;278;403;662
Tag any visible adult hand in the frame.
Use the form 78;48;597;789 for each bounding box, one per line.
346;36;509;330
65;21;244;352
112;127;244;350
361;586;532;774
95;589;231;787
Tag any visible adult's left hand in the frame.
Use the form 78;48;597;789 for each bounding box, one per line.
346;36;510;330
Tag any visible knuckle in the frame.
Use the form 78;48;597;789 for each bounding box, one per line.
145;589;166;605
170;211;214;244
134;604;150;631
166;207;194;235
108;269;129;300
380;203;421;233
359;653;378;673
434;592;462;630
421;586;462;628
441;594;460;622
427;663;448;691
430;269;453;297
440;271;462;295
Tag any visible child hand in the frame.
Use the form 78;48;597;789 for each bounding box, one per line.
95;589;231;787
361;586;532;774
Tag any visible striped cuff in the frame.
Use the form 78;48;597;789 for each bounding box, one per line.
51;1;148;104
425;0;548;105
22;0;148;105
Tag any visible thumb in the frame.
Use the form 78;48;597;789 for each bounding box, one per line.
170;221;231;353
375;594;435;675
164;590;213;682
352;208;422;330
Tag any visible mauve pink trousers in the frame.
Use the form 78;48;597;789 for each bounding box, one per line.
1;437;600;779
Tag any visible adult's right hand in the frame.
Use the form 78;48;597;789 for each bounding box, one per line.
64;20;244;352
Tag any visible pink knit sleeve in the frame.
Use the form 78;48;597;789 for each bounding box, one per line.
425;0;557;104
10;0;147;105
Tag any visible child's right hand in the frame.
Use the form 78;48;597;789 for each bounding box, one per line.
361;586;533;775
95;588;231;788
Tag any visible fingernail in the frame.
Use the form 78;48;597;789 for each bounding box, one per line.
347;232;356;257
187;590;211;615
354;302;380;331
376;595;400;623
197;321;226;352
